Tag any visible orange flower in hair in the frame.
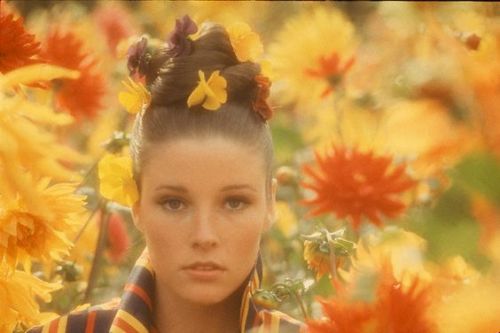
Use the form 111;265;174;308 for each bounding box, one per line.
187;70;227;111
253;74;273;121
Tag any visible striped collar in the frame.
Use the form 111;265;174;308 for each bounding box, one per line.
109;248;264;333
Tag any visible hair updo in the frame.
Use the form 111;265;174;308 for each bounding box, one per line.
130;21;274;197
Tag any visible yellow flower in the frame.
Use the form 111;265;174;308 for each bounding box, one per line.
275;201;297;237
0;177;87;269
0;263;60;332
303;240;331;279
118;77;151;114
187;70;227;111
268;6;357;109
226;21;263;62
98;152;139;207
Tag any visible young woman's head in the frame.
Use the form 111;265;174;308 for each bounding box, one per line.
130;20;276;305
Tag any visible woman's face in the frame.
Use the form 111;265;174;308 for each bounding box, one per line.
132;136;276;306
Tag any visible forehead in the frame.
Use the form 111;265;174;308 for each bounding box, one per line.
140;137;266;188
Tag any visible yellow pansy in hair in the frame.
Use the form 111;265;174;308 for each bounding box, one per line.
187;70;227;111
98;152;139;207
226;22;263;62
118;77;151;114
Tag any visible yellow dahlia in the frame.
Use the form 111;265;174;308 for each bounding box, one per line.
0;263;60;332
268;6;357;109
0;178;86;269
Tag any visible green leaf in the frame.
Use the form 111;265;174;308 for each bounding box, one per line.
451;151;500;205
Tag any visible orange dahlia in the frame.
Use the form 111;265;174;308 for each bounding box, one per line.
40;27;106;120
301;146;416;230
0;12;41;74
306;264;435;333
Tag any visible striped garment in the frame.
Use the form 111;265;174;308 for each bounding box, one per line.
27;249;304;333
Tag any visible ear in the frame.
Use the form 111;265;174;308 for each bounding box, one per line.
264;178;278;232
131;199;144;233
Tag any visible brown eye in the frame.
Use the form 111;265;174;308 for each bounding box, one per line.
225;197;248;210
163;198;185;211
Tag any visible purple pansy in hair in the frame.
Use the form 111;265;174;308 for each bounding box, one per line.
127;36;149;76
166;15;198;57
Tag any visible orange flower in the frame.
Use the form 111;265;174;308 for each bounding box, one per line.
305;52;355;98
301;146;416;230
0;12;41;74
40;27;106;120
306;263;435;333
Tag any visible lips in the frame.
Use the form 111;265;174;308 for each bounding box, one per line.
183;261;225;271
182;261;226;280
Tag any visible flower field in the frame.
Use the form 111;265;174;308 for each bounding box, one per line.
1;1;499;332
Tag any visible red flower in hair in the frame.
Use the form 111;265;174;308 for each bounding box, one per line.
166;15;198;58
301;146;416;230
305;52;355;98
41;27;107;120
253;74;273;121
0;12;42;73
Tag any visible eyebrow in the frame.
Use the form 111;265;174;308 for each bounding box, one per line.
154;184;257;193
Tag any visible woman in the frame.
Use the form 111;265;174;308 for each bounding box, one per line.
28;16;303;333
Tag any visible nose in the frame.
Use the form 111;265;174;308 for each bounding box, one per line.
190;208;219;250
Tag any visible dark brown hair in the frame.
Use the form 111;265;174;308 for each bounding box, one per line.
130;22;274;196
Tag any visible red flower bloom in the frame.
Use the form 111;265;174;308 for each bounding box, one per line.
93;2;137;57
40;27;106;120
107;213;130;264
301;146;416;230
305;52;355;98
0;12;41;73
306;264;436;333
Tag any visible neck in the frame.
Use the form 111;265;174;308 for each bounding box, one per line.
154;283;243;333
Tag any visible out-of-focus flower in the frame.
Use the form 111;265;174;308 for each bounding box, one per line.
432;279;500;333
187;70;227;111
0;64;87;185
106;213;130;264
307;259;435;333
275;166;298;186
166;15;198;58
92;2;137;57
0;263;60;332
274;201;298;237
0;12;41;74
0;178;86;269
305;52;355;98
471;195;500;258
98;152;138;207
226;21;263;62
301;146;417;230
40;27;107;121
118;77;151;114
268;6;357;109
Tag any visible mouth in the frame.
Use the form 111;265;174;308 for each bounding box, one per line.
183;261;226;271
182;261;226;280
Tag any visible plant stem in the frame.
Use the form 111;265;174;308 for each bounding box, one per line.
292;289;309;320
83;201;109;303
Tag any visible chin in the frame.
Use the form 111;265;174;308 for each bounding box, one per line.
182;288;233;306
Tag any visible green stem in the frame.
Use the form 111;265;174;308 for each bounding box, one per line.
83;201;109;303
292;289;309;320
